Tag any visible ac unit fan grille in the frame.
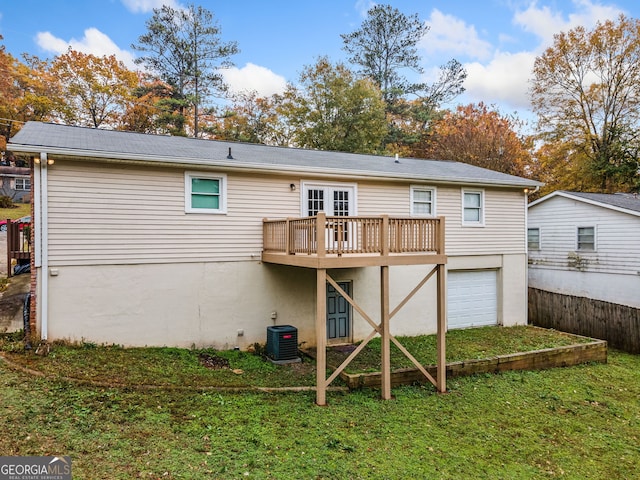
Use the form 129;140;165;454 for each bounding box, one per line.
266;325;298;360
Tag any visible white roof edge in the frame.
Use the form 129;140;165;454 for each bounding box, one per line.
528;190;640;217
8;143;541;189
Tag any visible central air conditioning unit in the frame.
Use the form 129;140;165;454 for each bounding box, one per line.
266;325;299;362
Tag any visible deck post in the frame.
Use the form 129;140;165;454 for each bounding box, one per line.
380;264;391;400
381;215;389;256
285;218;291;254
316;268;327;405
436;262;447;393
438;216;446;255
316;212;326;257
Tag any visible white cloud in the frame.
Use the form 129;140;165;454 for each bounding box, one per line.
35;28;136;68
453;0;626;114
422;9;493;61
120;0;179;14
221;63;287;98
355;0;376;18
462;51;537;110
513;0;624;47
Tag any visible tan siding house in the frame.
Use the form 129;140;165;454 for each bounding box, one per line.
9;122;540;349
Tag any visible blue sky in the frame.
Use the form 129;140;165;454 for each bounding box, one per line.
1;0;639;118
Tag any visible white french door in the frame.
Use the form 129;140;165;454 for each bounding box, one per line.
303;183;356;250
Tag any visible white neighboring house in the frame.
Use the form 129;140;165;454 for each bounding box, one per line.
528;191;640;308
9;122;541;349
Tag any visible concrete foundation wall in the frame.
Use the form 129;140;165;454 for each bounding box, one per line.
38;253;528;348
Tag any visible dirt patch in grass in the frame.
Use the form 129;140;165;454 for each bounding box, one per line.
198;352;230;369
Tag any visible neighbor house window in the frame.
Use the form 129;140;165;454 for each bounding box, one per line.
411;186;436;216
15;178;30;190
528;228;540;250
577;226;595;251
462;190;484;225
185;172;227;213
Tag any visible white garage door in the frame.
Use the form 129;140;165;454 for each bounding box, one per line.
447;270;498;329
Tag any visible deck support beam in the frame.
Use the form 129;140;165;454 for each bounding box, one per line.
380;265;392;399
305;216;447;403
315;268;327;406
437;263;447;393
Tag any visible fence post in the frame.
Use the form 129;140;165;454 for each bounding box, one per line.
6;219;12;278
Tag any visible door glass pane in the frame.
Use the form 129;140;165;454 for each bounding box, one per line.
333;190;349;216
308;189;324;216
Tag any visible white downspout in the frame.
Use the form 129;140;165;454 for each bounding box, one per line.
524;187;532;326
36;152;49;341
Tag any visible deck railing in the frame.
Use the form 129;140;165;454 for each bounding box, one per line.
263;213;444;257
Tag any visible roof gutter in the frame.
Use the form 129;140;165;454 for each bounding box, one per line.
8;143;543;190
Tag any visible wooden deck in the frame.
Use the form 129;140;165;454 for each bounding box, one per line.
262;212;446;268
262;212;448;404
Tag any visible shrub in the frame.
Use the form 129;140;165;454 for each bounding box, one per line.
0;196;16;208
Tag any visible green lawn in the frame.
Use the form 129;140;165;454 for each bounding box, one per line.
0;331;638;478
0;203;30;221
326;325;594;373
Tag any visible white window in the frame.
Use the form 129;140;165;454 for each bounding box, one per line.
462;190;484;226
15;178;30;190
577;226;595;251
185;172;227;214
411;186;436;216
527;228;540;250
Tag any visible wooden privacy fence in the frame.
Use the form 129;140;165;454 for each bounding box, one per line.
263;213;443;256
529;288;640;354
6;218;31;278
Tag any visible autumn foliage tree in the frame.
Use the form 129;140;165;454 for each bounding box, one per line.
421;103;532;177
214;91;292;145
281;58;387;153
119;75;177;134
0;35;61;147
531;15;640;193
0;37;21;147
50;50;138;129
